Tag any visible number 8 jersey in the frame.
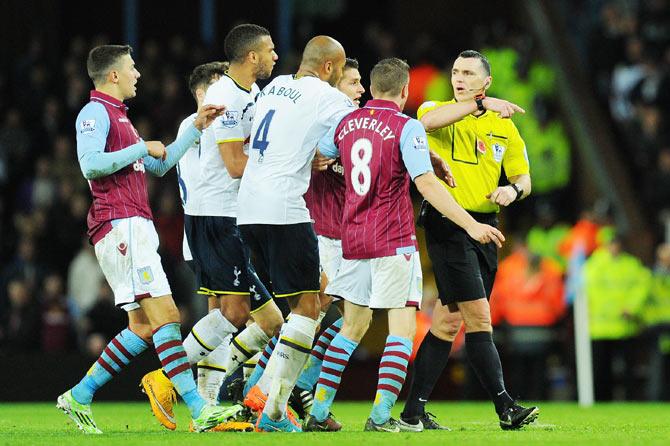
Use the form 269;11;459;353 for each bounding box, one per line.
317;99;433;260
237;75;354;225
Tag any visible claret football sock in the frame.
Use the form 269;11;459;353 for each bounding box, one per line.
309;332;358;422
153;323;205;418
296;317;343;391
465;331;514;415
369;335;412;425
72;328;148;404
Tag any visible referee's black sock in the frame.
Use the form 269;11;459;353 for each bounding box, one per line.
401;331;452;419
465;331;514;415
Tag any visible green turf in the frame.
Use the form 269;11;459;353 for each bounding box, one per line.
1;401;669;445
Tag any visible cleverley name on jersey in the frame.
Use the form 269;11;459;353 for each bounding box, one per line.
337;116;396;141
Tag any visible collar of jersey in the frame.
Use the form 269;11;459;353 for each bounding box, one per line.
224;73;251;93
90;90;126;109
365;99;400;112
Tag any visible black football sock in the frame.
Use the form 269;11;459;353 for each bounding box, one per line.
402;331;452;419
465;331;514;415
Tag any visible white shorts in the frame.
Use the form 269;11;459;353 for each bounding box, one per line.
319;235;344;301
329;252;423;309
94;216;171;311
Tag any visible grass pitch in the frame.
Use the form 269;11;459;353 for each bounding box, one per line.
1;401;669;445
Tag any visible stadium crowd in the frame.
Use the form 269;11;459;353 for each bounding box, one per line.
1;2;670;405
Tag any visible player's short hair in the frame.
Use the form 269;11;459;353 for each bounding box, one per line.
344;58;359;71
224;24;271;63
87;45;133;86
370;58;409;96
458;50;491;76
188;61;229;100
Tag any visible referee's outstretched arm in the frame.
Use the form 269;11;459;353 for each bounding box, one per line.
420;97;524;132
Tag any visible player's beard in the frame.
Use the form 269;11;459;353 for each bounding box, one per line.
256;62;273;80
327;69;341;87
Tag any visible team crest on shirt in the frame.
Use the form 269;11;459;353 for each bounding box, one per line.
80;120;96;134
413;136;427;151
221;110;240;128
137;266;154;284
492;143;506;163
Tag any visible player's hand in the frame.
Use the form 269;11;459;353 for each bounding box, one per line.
430;150;456;187
466;223;505;248
486;185;517;207
482;97;525;118
194;104;226;130
146;141;167;160
312;150;335;171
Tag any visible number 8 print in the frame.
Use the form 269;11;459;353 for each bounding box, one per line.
351;138;372;196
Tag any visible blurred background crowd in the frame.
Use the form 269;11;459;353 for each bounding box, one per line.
0;0;668;401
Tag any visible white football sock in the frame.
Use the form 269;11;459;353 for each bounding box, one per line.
223;323;269;378
196;334;231;404
263;314;317;420
243;352;262;381
183;309;237;364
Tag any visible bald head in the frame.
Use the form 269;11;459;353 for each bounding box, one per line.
299;35;346;86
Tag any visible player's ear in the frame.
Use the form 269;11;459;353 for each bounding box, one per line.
324;60;333;75
401;83;409;100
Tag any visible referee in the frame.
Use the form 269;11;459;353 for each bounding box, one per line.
399;50;538;431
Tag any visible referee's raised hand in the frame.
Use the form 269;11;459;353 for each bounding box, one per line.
466;222;505;248
482;97;525;118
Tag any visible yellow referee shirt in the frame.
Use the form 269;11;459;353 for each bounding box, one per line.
418;99;530;213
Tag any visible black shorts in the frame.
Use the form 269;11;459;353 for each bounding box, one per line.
424;204;498;305
239;223;320;298
184;215;272;313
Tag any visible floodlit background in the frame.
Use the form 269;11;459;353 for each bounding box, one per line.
0;0;669;403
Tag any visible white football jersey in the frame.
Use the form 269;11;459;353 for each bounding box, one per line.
188;74;259;217
175;113;198;261
237;75;354;225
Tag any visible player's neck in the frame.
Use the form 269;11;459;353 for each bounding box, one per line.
371;95;402;110
226;64;255;90
96;85;125;102
295;66;320;80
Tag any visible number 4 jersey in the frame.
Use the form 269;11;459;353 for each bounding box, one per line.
317;99;434;260
237;75;355;225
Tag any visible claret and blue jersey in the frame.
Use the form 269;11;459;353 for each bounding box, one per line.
318;99;434;260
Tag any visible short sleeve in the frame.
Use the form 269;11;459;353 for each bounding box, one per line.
204;82;246;144
75;102;110;158
399;119;433;180
502;120;530;178
318;86;355;128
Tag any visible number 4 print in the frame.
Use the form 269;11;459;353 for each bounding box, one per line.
252;109;275;161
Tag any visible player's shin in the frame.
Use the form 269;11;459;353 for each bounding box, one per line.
309;332;358;422
72;328;148;404
370;335;412;425
196;335;231;404
296;317;343;391
153;323;206;418
263;314;318;420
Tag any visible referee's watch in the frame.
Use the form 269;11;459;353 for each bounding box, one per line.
474;94;486;112
509;183;523;201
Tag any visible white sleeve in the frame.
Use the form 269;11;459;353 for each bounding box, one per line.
318;87;355;128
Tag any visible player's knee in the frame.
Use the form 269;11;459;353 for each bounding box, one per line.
222;306;250;329
341;317;371;342
128;323;153;343
462;312;492;333
255;308;284;337
432;321;460;341
291;294;321;320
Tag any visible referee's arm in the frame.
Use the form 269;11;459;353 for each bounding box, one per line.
486;173;531;207
420;97;525;132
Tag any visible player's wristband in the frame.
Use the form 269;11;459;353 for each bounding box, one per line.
474;94;486;112
509;183;523;201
